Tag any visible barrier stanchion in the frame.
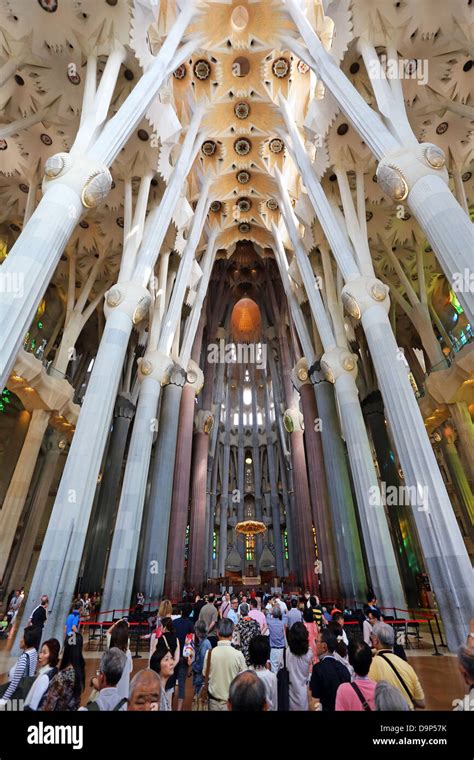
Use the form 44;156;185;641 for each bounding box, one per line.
427;618;442;656
434;612;448;648
133;622;143;660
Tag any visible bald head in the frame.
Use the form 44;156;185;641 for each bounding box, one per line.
228;670;267;712
128;668;161;711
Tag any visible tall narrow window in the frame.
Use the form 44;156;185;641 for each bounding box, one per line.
245;534;255;561
184;524;190;568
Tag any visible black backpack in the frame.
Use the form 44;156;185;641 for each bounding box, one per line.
277;649;290;711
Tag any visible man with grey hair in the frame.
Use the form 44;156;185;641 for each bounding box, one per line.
369;622;425;710
80;647;128;711
202;617;246;711
228;670;267;711
375;680;410;711
127;668;161;711
267;604;286;673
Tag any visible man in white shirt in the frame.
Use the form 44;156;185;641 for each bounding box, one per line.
275;593;288;616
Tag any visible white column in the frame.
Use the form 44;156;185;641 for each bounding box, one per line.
282;4;474;321
347;280;474;650
100;355;173;614
283;0;398;159
279;91;473;644
275;193;406;608
157;183;213;356
323;349;406;609
7;433;63;594
218;383;232;578
13;285;149;646
0;6;199;389
372;146;473;322
123;104;205;285
101;195;213;612
0;409;50;582
449;402;474;483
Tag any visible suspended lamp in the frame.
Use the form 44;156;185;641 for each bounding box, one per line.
231;297;261;342
235;519;266;537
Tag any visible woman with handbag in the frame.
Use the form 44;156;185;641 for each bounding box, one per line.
0;627;38;707
149;599;173;658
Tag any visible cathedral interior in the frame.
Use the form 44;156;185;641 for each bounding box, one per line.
0;0;472;653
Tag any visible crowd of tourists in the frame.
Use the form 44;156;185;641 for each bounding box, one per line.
0;588;472;712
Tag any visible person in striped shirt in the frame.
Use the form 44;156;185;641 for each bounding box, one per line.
0;627;38;706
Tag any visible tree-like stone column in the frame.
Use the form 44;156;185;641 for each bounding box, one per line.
138;369;185;602
294;361;339;600
349;278;474;649
187;409;215;590
164;364;205;600
0;5;199;388
283;408;318;592
81;393;136;593
321;346;407;610
13;281;151;645
217;382;232;580
100;352;174;614
4;430;64;595
449;402;474;484
440;425;474;534
0;409;50;583
282;2;473;321
263;381;285;578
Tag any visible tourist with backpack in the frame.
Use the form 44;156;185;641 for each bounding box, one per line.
80;649;128;711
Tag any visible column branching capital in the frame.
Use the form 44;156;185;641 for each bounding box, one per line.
376;143;448;202
195;409;214;435
320;346;358;384
43;153;113;210
103;281;151;324
185;359;204;393
138;351;174;386
291;357;312;391
114;393;135;420
283;407;304;434
341;275;390;319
